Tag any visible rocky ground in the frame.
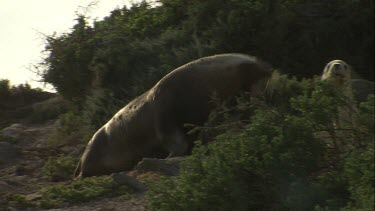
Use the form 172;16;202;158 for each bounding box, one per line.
0;119;184;211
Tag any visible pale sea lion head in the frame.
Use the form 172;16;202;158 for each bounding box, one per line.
322;60;351;87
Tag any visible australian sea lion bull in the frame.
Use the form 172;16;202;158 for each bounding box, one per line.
74;53;273;178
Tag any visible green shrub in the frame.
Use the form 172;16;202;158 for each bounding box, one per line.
82;89;126;129
148;78;374;211
341;96;375;210
0;176;132;209
42;156;78;181
39;176;133;208
0;79;11;99
47;90;123;147
47;111;93;146
29;96;70;123
0;193;36;209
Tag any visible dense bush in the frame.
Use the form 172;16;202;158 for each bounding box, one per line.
8;1;370;209
0;168;133;209
0;79;56;128
0;79;51;108
42;156;78;181
81;89;127;129
29;96;70;123
47;111;94;147
41;0;374;110
1;1;372;210
35;1;373;153
148;78;374;211
39;176;133;208
0;193;37;210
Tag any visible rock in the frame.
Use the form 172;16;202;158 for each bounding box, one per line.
1;123;33;147
134;157;186;176
350;79;375;103
3;179;23;187
14;165;32;176
1;120;59;149
25;193;42;201
1;124;26;141
112;172;147;192
12;175;30;183
0;142;21;163
15;166;27;176
0;181;14;193
0;179;24;194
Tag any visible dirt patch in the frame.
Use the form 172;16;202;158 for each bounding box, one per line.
0;120;180;210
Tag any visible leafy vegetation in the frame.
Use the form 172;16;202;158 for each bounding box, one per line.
0;80;47;107
1;0;373;210
0;79;55;128
46;110;94;148
0;193;37;210
39;0;373;112
42;156;78;181
29;96;70;123
0;176;133;209
147;79;374;211
39;176;133;208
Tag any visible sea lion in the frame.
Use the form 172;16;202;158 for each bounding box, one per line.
321;60;351;88
74;53;273;178
321;59;374;102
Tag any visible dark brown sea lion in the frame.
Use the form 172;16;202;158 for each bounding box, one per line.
74;53;273;178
